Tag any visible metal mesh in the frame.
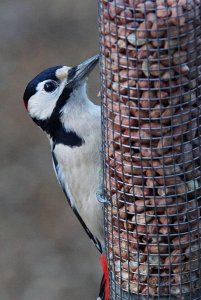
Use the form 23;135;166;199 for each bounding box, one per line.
98;0;201;299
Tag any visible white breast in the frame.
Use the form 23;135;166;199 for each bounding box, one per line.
51;100;104;246
54;142;104;244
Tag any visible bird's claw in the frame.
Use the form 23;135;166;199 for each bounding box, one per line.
96;191;109;204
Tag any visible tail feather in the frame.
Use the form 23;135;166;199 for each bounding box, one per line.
98;274;106;300
98;254;109;300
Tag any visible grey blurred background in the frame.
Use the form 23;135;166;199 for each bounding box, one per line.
0;1;101;299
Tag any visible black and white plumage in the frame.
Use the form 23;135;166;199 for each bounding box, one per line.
23;55;105;255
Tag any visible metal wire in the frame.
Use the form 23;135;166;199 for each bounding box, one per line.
98;0;201;299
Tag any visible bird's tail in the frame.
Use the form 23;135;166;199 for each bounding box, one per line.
98;254;109;300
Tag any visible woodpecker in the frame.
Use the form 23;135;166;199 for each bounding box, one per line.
23;55;109;300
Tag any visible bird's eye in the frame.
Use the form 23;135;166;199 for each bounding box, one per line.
44;81;57;92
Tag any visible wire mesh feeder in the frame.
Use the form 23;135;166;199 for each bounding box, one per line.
98;0;201;299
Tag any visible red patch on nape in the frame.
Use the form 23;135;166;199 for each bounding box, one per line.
23;99;28;110
100;254;110;300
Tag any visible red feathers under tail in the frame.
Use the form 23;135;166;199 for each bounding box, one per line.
99;254;109;300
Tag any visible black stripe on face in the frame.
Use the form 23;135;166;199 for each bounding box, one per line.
47;81;84;148
50;66;79;118
67;66;77;82
50;84;74;118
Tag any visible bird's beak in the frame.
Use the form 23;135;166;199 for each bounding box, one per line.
69;54;99;85
77;54;99;79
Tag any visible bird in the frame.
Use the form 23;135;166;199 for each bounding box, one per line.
23;54;109;300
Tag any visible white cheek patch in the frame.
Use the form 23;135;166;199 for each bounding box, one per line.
28;78;70;120
28;80;60;120
28;91;58;120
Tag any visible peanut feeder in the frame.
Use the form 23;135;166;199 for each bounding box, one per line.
98;0;201;299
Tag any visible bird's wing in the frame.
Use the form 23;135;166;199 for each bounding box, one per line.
51;150;103;253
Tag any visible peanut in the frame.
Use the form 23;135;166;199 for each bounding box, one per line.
164;249;184;268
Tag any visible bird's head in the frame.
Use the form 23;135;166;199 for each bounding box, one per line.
23;54;99;132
